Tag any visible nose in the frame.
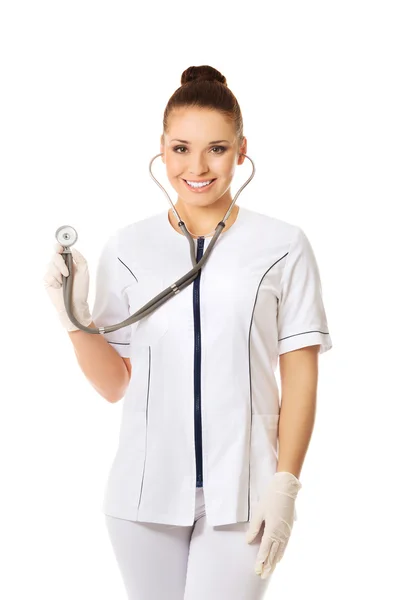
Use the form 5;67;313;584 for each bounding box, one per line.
189;153;209;176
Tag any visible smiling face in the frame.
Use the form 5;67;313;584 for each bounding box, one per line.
160;107;247;209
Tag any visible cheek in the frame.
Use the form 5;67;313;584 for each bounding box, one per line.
167;153;187;176
214;157;235;178
165;160;182;180
213;161;235;179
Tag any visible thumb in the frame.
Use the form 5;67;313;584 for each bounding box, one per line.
70;247;88;269
246;511;263;544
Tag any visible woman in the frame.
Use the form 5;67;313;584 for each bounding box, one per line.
44;65;332;599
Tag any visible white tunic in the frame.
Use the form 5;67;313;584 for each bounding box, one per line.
92;206;332;526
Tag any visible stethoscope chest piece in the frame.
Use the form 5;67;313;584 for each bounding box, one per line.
53;152;255;334
55;225;78;248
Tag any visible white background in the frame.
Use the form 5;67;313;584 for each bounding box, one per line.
1;1;399;598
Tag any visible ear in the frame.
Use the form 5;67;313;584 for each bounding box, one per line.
160;134;165;164
238;136;248;165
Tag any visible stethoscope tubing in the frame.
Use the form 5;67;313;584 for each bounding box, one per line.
58;153;255;335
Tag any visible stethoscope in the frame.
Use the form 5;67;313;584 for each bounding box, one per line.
55;152;255;335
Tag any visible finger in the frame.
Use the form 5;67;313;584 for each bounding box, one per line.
46;261;64;286
275;541;287;564
53;253;69;277
70;247;87;266
261;562;276;579
255;537;273;575
266;540;280;567
43;274;62;289
261;540;280;579
246;512;263;544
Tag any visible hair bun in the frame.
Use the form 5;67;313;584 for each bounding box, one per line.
181;65;227;86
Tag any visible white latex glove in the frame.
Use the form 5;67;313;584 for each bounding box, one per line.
246;471;302;579
43;243;92;332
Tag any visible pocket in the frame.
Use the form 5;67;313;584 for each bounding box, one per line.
125;273;169;348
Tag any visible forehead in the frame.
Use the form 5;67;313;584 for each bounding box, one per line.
166;107;235;141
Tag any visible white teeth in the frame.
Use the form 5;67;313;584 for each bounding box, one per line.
186;179;213;188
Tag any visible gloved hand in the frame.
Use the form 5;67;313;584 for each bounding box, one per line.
43;243;93;332
246;471;302;579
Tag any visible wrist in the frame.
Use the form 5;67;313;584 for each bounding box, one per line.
275;470;301;483
59;303;92;331
274;471;302;495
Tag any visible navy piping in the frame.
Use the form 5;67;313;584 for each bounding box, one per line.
246;250;289;522
106;257;138;346
246;250;330;519
278;330;330;341
194;238;205;489
117;257;138;282
138;345;151;513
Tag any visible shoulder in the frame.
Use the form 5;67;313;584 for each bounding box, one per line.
240;206;304;249
110;210;166;250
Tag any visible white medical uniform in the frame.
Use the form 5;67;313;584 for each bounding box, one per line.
92;206;332;527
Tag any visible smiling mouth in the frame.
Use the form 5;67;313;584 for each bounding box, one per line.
182;178;217;188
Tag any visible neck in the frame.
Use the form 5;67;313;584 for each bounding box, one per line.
172;196;238;237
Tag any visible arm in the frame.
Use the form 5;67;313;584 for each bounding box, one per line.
276;344;319;479
68;322;132;403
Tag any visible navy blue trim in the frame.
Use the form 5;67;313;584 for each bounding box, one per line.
278;330;330;341
138;346;151;510
193;238;205;488
106;257;137;347
246;251;289;521
117;257;138;282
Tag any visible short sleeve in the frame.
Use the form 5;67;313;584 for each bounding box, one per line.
91;231;132;358
277;227;332;356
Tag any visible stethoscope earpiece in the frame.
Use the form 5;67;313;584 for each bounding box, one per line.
55;152;255;335
148;152;255;238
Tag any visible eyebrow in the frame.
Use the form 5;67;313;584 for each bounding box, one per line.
170;139;231;144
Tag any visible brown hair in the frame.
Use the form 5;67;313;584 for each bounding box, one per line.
162;65;244;145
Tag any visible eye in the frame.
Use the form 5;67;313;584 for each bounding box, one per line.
173;146;187;153
172;145;227;154
210;146;227;154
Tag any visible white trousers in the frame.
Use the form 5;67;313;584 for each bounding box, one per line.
104;487;273;600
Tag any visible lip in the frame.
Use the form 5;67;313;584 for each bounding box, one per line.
182;178;217;192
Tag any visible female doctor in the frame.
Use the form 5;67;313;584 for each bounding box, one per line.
43;65;332;599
